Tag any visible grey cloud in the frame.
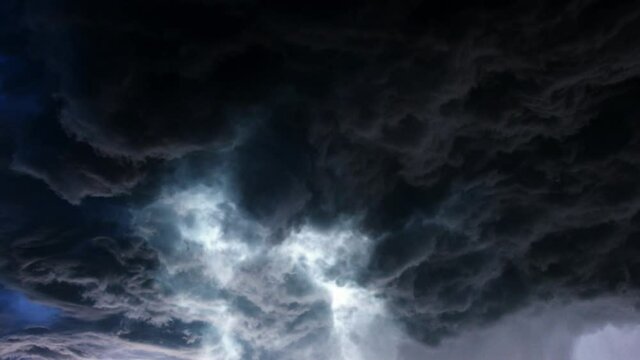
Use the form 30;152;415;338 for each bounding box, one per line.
405;298;640;360
0;331;196;360
0;222;169;324
10;133;145;205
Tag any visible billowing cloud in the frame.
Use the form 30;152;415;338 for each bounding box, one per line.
131;183;409;359
2;0;640;358
0;331;197;360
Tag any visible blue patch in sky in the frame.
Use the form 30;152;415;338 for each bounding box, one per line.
0;93;40;119
0;53;43;123
0;286;59;332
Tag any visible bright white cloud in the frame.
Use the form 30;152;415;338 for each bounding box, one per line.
572;324;640;360
134;184;415;360
155;185;267;285
280;225;404;360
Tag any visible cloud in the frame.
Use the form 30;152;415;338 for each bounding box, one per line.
130;184;418;359
573;323;640;360
24;0;273;160
4;234;163;322
2;0;640;356
402;297;640;360
10;110;146;204
0;331;197;360
9;0;640;208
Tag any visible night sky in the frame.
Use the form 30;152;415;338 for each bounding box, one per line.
2;1;640;359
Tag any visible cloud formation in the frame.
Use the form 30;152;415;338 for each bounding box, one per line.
2;0;640;358
0;331;196;360
131;184;410;359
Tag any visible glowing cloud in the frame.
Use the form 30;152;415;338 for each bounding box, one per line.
135;183;409;359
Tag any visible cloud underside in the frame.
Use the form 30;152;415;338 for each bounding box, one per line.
2;0;640;358
0;331;196;360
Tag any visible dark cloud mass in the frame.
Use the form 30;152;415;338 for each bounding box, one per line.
2;0;640;358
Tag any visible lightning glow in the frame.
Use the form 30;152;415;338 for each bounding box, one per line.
135;184;406;359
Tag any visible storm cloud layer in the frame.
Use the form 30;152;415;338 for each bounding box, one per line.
2;0;640;359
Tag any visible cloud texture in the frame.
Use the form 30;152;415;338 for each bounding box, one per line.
2;0;640;358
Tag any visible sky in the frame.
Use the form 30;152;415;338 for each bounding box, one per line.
1;0;640;359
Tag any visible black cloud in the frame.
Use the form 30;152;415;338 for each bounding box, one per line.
2;0;640;357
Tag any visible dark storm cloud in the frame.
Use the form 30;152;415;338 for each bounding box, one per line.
3;0;640;355
25;0;270;160
10;102;147;204
0;1;148;204
229;121;313;236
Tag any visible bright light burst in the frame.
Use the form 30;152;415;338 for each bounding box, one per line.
279;225;395;360
137;184;404;360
